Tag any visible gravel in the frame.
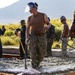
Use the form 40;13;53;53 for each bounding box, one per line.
0;57;75;74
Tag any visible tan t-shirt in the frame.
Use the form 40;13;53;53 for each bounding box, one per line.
28;12;45;35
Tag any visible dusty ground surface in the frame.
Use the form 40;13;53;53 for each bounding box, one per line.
0;56;75;75
0;72;14;75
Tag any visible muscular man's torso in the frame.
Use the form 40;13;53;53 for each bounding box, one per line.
28;12;45;35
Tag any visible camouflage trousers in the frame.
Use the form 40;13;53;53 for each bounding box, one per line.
62;38;68;56
29;35;46;66
47;38;53;56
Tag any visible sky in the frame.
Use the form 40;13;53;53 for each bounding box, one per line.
0;0;19;8
31;0;75;19
0;0;75;24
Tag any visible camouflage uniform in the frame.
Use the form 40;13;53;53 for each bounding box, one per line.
60;16;69;56
26;4;50;68
29;34;46;66
46;25;55;56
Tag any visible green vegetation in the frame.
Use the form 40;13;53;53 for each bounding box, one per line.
0;24;20;46
0;19;73;48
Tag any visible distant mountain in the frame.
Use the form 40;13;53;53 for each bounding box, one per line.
0;0;30;24
0;0;75;24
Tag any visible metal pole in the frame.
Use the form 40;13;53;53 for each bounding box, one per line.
19;40;27;69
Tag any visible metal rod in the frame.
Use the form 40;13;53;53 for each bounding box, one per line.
19;40;27;69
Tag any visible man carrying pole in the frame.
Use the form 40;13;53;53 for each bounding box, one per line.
60;16;69;57
15;20;28;59
25;2;51;69
46;17;55;56
14;20;27;69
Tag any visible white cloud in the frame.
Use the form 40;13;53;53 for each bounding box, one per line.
0;0;19;9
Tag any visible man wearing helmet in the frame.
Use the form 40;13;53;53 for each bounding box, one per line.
25;2;51;68
60;16;69;57
46;17;55;57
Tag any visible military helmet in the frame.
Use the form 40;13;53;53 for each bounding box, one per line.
25;2;38;12
60;16;66;21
